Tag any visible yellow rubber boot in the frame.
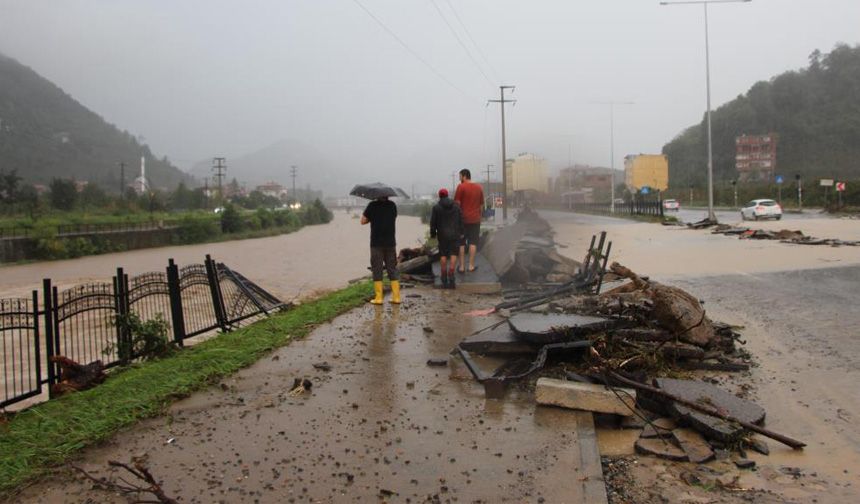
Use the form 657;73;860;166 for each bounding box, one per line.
389;280;401;304
370;281;384;305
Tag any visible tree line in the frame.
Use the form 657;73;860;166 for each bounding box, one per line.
663;44;860;188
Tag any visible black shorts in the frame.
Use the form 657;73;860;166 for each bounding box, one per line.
461;223;480;247
438;238;457;257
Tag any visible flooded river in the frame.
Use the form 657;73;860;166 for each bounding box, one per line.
0;211;427;301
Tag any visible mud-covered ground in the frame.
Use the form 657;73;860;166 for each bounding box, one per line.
6;211;860;503
546;211;860;503
10;289;606;503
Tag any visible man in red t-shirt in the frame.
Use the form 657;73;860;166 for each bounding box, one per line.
454;168;484;273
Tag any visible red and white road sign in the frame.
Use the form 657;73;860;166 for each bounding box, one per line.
836;182;846;192
494;196;504;208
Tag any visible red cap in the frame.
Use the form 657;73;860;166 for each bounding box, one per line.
438;188;449;198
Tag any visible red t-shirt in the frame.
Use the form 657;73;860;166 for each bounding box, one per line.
454;181;484;224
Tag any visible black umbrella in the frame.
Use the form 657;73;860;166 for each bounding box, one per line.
350;182;409;200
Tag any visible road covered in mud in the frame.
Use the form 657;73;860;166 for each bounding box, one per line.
545;210;860;503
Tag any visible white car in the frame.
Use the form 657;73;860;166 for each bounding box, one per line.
663;199;680;211
740;199;782;221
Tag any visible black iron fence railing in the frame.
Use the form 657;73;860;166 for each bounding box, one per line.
0;254;286;410
569;199;664;218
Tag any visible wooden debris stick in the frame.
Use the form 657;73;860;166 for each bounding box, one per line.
604;370;806;450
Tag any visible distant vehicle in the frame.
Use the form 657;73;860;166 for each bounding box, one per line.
213;207;225;214
613;198;625;205
740;199;782;221
663;199;680;211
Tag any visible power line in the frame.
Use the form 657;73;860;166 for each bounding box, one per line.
351;0;474;100
429;0;495;88
443;0;502;84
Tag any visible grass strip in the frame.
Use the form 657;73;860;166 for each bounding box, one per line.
0;280;371;496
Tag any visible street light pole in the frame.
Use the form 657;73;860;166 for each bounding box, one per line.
660;0;752;223
592;101;633;213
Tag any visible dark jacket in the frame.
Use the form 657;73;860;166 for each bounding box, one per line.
430;197;463;242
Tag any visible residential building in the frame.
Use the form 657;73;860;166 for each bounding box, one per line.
255;181;289;200
735;134;778;182
505;153;549;194
624;154;669;192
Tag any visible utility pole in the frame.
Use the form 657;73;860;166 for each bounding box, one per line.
118;162;126;200
290;165;298;202
592;101;633;213
212;157;226;203
488;85;516;221
484;164;494;209
451;171;458;192
661;0;752;223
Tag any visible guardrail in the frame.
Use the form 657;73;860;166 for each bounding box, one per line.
570;199;664;218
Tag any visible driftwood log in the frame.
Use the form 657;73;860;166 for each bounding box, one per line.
609;262;716;348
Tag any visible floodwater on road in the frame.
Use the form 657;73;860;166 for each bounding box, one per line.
0;211;427;301
542;210;860;280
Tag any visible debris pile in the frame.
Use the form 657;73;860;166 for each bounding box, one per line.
454;244;804;480
689;221;860;246
710;224;860;246
483;208;583;285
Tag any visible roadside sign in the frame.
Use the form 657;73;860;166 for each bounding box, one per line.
494;196;503;207
640;186;651;195
775;175;784;184
836;182;846;192
820;179;834;187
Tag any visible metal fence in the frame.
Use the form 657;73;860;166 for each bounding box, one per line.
570;199;664;218
0;221;185;241
1;254;286;410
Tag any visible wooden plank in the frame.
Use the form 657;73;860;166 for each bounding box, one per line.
573;411;609;504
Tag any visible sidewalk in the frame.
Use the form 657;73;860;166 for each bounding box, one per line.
14;287;605;503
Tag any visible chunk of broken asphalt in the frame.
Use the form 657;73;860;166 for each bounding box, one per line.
655;377;766;442
640;417;676;438
634;438;688;462
733;457;756;469
672;428;715;464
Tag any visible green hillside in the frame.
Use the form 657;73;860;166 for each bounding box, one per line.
663;44;860;187
0;53;189;190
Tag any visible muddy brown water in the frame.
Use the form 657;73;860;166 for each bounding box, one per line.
0;212;427;301
12;291;601;503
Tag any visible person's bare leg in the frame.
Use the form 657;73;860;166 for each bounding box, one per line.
468;244;477;271
440;256;448;286
458;245;466;273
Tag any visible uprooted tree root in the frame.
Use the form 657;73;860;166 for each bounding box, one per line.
72;459;177;504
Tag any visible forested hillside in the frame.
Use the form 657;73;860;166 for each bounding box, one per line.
663;44;860;187
0;52;189;190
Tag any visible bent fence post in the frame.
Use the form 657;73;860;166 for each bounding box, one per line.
205;254;228;332
166;258;187;346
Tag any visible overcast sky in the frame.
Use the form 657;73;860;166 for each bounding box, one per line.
1;0;858;194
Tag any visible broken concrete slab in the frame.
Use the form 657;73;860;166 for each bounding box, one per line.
655;378;766;443
459;325;537;355
634;438;688;462
508;313;615;345
672;428;715;464
536;378;637;416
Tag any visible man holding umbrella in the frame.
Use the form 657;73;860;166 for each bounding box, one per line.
353;183;403;305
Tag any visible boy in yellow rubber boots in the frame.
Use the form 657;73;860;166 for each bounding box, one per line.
360;196;400;304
